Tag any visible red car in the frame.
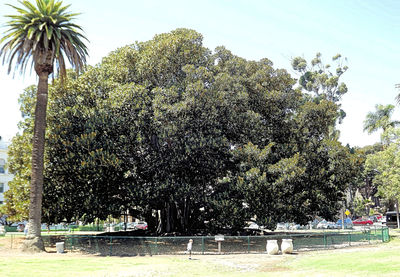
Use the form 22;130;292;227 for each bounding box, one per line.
352;218;373;226
135;222;148;230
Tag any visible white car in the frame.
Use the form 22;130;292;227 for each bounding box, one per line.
127;222;137;230
246;222;260;230
276;223;288;230
317;220;336;229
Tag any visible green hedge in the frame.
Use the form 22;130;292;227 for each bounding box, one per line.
71;225;105;232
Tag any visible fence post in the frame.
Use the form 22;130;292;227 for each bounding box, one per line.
323;231;327;248
348;232;351;246
155;237;158;255
387;227;390;242
381;228;384;242
96;237;99;253
368;230;370;244
247;236;250;253
109;236;113;256
202;237;205;255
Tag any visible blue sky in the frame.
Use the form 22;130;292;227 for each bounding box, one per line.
1;0;399;146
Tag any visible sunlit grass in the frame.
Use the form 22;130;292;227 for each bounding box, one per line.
285;234;400;277
0;255;237;277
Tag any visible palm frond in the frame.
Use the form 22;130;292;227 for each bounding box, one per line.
0;0;88;80
395;84;400;105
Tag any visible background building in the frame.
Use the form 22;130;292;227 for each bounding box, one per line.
0;136;13;205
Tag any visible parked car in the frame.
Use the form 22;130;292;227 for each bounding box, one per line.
335;218;353;229
245;222;260;230
385;211;398;227
135;221;148;230
369;215;383;223
317;220;336;229
114;222;128;230
276;223;288;230
309;219;320;229
17;223;25;232
289;223;301;230
352;218;373;226
126;222;136;230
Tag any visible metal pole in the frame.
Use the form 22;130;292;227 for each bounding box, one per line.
247;236;250;253
341;206;345;230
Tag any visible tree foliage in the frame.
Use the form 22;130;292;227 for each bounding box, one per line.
365;127;400;227
365;128;400;201
291;53;348;103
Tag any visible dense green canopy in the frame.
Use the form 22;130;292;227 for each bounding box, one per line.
5;29;354;233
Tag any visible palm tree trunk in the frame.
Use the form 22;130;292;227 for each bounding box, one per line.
396;199;400;229
23;71;49;252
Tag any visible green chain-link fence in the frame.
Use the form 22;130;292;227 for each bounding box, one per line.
35;227;390;256
1;227;389;255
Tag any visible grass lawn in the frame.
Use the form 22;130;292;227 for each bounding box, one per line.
287;243;400;277
0;232;399;276
0;254;245;277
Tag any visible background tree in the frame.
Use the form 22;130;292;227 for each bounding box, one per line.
347;144;384;216
365;127;400;228
0;0;88;251
291;53;348;103
1;86;35;222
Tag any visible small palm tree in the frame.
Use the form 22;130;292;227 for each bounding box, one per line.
0;0;88;251
363;104;400;134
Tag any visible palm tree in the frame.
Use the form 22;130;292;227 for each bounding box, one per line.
363;104;400;134
0;0;88;251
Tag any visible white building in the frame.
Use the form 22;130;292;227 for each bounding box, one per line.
0;136;13;205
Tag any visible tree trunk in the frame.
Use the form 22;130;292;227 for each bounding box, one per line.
166;202;172;233
183;197;190;233
396;199;400;229
156;209;163;234
22;71;49;252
